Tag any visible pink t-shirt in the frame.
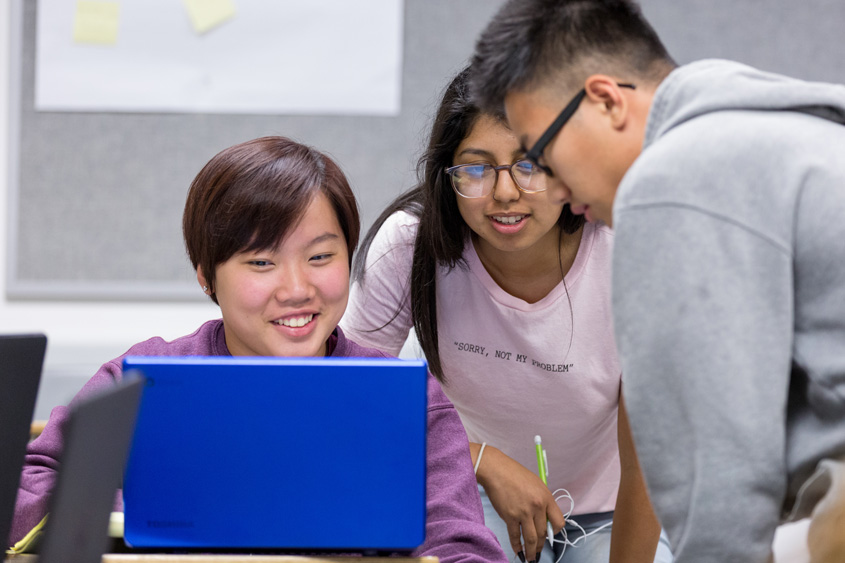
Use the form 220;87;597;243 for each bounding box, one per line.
341;212;621;515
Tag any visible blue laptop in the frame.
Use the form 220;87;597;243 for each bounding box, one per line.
121;356;428;553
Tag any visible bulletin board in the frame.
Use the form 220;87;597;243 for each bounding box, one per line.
6;0;845;300
6;0;508;300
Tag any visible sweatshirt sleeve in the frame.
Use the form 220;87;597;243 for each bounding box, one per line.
340;211;417;357
413;376;508;563
9;360;122;545
611;204;793;562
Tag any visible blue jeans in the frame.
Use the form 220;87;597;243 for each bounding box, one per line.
479;485;674;563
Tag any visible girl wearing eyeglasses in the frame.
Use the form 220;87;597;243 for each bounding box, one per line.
340;68;672;563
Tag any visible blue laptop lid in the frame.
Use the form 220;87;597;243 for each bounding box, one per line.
121;356;428;552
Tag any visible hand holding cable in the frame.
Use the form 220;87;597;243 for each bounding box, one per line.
474;443;566;562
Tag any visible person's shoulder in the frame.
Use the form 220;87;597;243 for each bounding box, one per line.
588;220;614;240
425;375;454;411
374;209;420;245
361;210;419;272
333;327;393;359
385;208;421;229
578;220;614;257
122;319;224;357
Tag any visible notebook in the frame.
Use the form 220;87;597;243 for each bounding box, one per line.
36;376;144;563
121;355;429;553
0;333;47;547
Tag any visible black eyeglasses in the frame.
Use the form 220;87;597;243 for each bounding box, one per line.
524;83;636;176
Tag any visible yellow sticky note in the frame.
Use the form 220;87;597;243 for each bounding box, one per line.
73;1;120;45
183;0;236;35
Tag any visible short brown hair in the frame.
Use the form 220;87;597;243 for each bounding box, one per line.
183;136;359;303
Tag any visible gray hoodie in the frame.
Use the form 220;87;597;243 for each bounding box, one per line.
612;59;845;561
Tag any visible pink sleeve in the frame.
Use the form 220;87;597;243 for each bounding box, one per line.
341;211;418;356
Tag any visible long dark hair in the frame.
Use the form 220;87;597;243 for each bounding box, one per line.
354;68;583;382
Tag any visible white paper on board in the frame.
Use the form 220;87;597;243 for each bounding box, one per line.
36;0;403;116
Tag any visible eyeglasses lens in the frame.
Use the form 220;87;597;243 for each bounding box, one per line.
449;160;548;198
452;165;490;198
511;160;547;192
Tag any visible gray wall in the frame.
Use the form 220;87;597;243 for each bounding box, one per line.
8;0;845;302
639;0;845;84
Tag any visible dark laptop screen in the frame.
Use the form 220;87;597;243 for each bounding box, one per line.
0;333;47;547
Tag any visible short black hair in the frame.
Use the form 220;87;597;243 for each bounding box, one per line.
470;0;675;112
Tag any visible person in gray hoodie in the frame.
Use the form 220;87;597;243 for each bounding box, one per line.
468;0;845;561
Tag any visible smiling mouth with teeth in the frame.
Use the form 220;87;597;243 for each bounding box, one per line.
275;314;314;328
492;215;525;225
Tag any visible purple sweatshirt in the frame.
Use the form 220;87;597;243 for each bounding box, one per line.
12;320;506;562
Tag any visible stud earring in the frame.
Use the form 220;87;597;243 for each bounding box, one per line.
202;285;209;293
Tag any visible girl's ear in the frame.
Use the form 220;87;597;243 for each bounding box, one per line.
197;265;211;294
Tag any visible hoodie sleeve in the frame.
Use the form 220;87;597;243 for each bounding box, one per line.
611;203;793;562
412;376;508;563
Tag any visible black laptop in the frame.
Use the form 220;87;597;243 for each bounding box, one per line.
0;333;47;547
36;376;144;563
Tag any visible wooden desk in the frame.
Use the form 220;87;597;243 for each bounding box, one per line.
29;421;47;441
7;556;436;563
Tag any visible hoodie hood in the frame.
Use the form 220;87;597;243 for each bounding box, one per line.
644;59;845;149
